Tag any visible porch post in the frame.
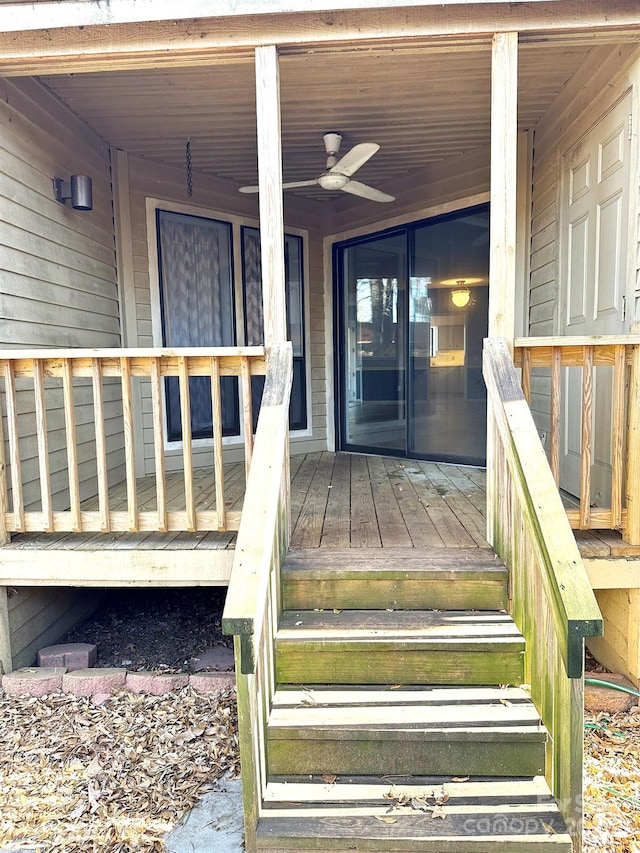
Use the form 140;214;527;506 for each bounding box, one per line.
254;44;287;345
488;31;518;346
254;44;291;536
487;31;518;547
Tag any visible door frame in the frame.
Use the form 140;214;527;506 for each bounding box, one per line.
323;192;490;453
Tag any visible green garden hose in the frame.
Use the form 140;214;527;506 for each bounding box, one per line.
585;677;640;699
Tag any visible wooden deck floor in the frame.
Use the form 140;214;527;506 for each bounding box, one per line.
4;453;488;553
289;453;488;550
5;450;636;560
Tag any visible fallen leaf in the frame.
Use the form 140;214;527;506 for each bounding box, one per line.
451;776;470;782
375;816;398;824
410;797;431;812
322;774;338;784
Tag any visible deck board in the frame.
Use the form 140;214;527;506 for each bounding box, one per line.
349;454;382;549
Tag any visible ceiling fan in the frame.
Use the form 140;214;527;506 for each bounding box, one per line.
239;132;395;202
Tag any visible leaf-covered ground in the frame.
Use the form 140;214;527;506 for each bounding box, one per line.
584;706;640;853
0;687;239;852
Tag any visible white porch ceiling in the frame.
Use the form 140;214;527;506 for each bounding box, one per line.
39;41;597;203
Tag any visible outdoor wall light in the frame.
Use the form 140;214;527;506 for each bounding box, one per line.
451;280;471;308
53;175;93;210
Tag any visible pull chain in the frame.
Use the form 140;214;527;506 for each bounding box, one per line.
186;139;193;198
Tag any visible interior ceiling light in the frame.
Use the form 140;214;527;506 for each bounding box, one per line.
451;280;471;308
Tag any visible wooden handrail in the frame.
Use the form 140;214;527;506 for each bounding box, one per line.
221;342;293;853
0;347;267;537
484;337;602;850
222;342;293;670
515;335;640;544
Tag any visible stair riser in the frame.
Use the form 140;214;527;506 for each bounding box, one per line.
267;738;546;778
275;648;525;685
282;577;508;612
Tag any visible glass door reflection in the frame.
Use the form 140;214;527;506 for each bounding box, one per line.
408;209;489;464
342;233;406;452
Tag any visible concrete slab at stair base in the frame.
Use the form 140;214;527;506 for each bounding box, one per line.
164;772;243;853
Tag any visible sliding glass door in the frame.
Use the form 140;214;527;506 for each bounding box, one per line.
339;232;407;452
336;205;489;465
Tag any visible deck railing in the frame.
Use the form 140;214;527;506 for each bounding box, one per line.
0;347;266;542
514;335;640;544
221;342;293;852
484;338;602;852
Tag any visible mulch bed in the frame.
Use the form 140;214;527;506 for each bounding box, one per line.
58;588;231;672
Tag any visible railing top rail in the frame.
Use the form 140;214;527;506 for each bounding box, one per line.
515;335;640;348
0;346;266;361
484;337;602;677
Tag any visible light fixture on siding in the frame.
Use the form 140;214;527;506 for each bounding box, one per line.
451;280;471;308
53;175;93;210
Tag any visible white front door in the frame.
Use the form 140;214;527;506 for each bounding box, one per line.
560;92;632;501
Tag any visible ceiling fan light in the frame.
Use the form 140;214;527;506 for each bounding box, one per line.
317;172;349;191
451;282;471;308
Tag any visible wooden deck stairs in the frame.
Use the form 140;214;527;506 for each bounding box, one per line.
253;548;573;852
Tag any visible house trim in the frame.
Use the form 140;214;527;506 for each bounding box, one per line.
2;4;640;78
0;0;567;34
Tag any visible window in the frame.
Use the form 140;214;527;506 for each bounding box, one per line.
241;227;308;431
157;210;238;441
154;207;309;445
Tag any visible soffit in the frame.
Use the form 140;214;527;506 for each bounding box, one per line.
39;41;595;203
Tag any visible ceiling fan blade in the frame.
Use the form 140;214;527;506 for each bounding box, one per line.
330;142;379;177
341;180;395;203
282;179;319;190
239;179;318;194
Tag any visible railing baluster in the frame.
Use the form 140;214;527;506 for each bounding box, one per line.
241;355;254;477
91;358;110;533
178;355;195;532
611;345;626;531
33;359;53;531
4;361;24;532
120;356;138;532
579;346;594;530
0;369;9;545
150;357;167;532
62;358;81;532
210;356;226;531
550;346;561;485
521;346;531;404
